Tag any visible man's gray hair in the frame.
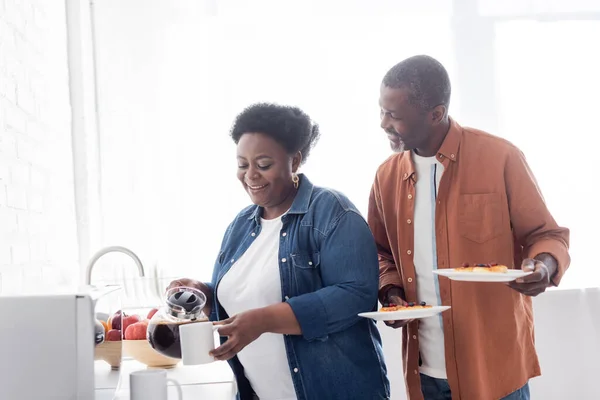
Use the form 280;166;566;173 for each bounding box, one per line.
382;55;451;113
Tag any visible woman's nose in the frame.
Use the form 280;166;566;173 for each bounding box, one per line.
247;165;261;179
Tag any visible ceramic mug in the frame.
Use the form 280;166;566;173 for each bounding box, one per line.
179;320;219;365
130;369;182;400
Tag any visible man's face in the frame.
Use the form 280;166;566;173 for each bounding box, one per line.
379;85;431;153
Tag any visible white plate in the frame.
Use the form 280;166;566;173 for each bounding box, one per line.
433;269;533;282
358;306;451;321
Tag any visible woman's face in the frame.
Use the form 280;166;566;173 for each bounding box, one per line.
236;133;301;218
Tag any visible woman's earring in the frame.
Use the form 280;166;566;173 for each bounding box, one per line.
292;173;299;189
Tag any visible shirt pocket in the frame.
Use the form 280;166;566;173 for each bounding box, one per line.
458;193;504;243
290;252;322;292
291;252;320;269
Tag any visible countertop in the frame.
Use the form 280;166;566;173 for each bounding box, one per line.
94;359;237;399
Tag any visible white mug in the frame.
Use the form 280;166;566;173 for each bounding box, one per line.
130;369;182;400
179;320;219;365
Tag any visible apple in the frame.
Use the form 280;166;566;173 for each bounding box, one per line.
110;310;127;330
125;321;148;340
147;308;158;320
106;329;122;341
122;314;141;334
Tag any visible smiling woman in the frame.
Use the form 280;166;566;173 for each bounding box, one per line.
167;102;390;400
230;103;320;220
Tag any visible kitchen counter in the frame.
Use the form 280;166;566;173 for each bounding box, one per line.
94;359;237;399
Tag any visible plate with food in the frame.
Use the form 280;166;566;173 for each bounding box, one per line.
433;263;532;282
358;302;451;321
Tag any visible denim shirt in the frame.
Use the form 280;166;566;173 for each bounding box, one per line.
206;174;390;400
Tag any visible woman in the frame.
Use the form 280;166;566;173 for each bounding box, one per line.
168;103;390;400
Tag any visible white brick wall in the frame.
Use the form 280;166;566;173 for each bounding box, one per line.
0;0;79;293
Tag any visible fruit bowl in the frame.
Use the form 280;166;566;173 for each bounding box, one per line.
94;341;122;370
123;340;179;369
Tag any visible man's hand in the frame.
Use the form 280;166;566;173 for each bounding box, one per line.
508;255;557;296
210;309;266;361
383;286;413;329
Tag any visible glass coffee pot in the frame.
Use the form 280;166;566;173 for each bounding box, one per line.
147;286;208;359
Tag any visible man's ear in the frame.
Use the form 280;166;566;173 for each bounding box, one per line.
431;105;447;125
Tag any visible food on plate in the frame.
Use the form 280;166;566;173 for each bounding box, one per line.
380;301;432;312
125;320;149;340
453;263;508;273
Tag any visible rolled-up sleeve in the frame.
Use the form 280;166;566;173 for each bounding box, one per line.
368;175;403;302
286;211;380;341
505;147;570;285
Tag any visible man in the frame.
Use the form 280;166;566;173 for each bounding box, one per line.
368;55;570;400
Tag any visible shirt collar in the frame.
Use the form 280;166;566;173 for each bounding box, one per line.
400;116;462;181
247;173;313;221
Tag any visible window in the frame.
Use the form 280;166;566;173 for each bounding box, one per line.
494;20;600;288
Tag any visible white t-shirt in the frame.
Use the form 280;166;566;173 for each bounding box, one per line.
217;215;297;400
412;152;447;379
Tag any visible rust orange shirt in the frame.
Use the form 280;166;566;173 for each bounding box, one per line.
368;118;570;400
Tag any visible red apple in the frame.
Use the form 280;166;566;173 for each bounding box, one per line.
110;310;127;330
122;314;141;334
125;321;148;340
106;329;122;341
147;308;158;319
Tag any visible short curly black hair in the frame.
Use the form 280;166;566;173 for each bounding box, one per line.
230;103;320;164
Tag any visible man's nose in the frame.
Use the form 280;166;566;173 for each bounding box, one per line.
380;114;391;131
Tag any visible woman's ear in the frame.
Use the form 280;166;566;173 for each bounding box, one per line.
291;151;302;172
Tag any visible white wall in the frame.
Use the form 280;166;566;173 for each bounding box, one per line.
0;0;78;292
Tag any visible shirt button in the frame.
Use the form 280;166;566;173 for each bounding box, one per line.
408;194;413;199
407;219;412;224
407;250;412;255
414;370;418;375
413;335;417;339
282;258;287;263
308;261;313;266
285;296;289;300
451;153;455;159
282;232;287;237
293;368;299;373
408;277;413;283
403;173;408;178
230;259;235;263
439;154;443;159
251;232;256;237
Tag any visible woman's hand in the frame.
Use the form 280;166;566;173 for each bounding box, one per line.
210;309;268;361
165;278;213;318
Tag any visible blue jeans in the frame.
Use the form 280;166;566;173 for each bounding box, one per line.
420;374;530;400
